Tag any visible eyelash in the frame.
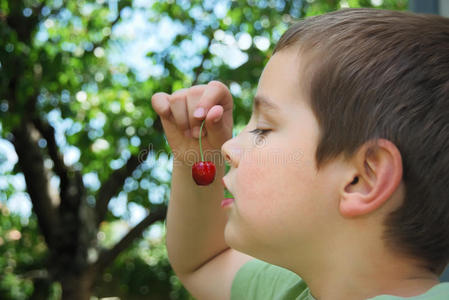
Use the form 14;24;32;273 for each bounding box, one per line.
249;128;271;136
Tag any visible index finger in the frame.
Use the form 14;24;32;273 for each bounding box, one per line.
151;92;172;120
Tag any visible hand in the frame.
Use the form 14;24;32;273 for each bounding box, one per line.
151;81;233;165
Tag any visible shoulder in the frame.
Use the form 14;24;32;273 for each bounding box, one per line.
231;258;311;300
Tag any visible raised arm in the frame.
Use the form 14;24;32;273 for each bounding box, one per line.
151;82;253;299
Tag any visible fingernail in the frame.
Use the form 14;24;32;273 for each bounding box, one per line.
213;116;220;123
184;129;191;138
194;107;205;118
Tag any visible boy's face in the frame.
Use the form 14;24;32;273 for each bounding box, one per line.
222;48;345;266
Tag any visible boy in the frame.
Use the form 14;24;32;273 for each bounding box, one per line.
151;8;449;300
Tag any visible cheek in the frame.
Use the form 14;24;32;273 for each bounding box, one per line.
237;146;316;205
225;149;320;256
237;151;277;214
227;159;280;253
234;147;318;238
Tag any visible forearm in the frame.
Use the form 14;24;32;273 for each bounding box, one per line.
165;159;229;276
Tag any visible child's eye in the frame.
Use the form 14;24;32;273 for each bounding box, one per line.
249;128;271;136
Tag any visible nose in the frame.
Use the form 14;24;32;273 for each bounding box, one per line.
221;138;239;168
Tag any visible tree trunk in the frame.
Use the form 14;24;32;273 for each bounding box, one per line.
29;278;51;300
60;270;97;300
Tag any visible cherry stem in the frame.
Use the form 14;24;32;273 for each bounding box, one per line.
199;119;205;162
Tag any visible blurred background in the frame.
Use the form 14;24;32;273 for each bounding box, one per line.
2;0;447;299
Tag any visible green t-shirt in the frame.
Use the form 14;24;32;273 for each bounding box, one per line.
231;259;449;300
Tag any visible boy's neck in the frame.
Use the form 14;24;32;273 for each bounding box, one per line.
308;268;439;300
286;225;440;300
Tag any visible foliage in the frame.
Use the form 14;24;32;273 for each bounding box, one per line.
0;205;59;300
93;228;192;300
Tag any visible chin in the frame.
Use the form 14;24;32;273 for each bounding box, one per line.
224;223;252;254
225;227;271;261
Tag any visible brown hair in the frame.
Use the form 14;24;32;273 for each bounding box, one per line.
274;8;449;274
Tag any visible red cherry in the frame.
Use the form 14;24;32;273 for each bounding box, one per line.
192;119;216;185
192;161;216;185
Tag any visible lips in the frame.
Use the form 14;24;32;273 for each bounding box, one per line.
221;197;234;208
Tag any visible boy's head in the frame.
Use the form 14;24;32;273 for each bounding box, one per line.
273;8;449;274
222;8;449;276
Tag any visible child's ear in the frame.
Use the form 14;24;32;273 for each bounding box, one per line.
339;139;403;218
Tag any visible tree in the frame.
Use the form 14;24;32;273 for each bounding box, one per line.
0;0;408;299
1;0;167;298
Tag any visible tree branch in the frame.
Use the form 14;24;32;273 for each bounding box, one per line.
91;19;120;49
95;148;150;226
6;1;40;43
89;8;122;50
93;205;167;273
32;118;69;186
12;121;59;248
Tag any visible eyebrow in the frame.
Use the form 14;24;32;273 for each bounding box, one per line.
253;95;280;115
